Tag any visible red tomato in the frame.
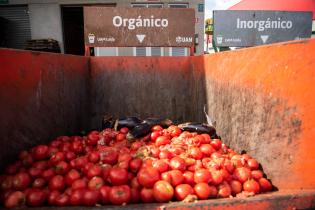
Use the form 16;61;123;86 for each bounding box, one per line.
183;171;195;185
189;147;203;160
233;167;252;183
194;169;211;184
200;144;215;156
109;167;128;186
87;165;102;179
71;141;83;154
88;151;100;163
152;125;163;132
223;159;235;173
101;164;112;181
99;186;111;204
70;189;85;206
48;190;60;205
137;167;160;188
179;131;193;138
150;131;161;142
247;159;259;170
32;178;46;188
194;183;211;200
155;136;171;147
153;180;174;202
209;185;218;198
55;161;70;175
116;133;126;141
230;180;242;195
130;188;140;203
42;169;55;181
28;167;42;179
131;177;141;190
74;156;88;169
65;151;76;161
175;184;194;201
152;159;169;173
170;157;186;172
55;193;70;206
161;172;171;183
87;132;100;146
168;126;182;137
88;176;104;190
150;146;160;158
47;147;59;158
140;188;155;203
100;150;118;165
11;173;30;191
210;170;223;185
26;189;46;207
83;189;100;206
259;178;272;192
109;185;131;205
243;179;260;194
65;169;80;186
49;175;65;191
231;155;244;168
251;170;264;180
169;170;184;187
159;150;173;159
120;127;129;134
201;134;211;144
50;152;65;165
217;182;232;198
185;158;196;166
4;191;25;208
32;145;49;160
142;159;153;168
71;179;87;190
129;158;143;173
210;139;222;150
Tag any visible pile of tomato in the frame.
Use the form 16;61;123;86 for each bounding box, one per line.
0;125;272;208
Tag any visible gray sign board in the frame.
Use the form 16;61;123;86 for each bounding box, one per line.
213;10;313;47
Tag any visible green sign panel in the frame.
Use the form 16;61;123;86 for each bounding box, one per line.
0;0;9;4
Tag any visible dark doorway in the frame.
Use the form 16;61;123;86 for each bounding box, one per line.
61;6;84;55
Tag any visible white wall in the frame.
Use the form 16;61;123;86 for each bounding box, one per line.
28;4;64;52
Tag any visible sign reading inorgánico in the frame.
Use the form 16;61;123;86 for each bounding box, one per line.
84;7;195;47
213;11;312;47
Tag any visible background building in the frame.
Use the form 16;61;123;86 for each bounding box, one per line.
0;0;205;56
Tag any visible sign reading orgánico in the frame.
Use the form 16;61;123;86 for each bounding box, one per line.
213;11;312;47
84;7;195;47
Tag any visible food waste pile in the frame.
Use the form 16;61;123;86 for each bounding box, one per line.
1;117;273;208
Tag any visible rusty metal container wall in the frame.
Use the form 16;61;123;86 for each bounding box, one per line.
89;56;207;129
195;39;315;190
0;49;90;170
0;39;315;209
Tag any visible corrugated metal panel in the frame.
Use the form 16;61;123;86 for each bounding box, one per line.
0;6;31;49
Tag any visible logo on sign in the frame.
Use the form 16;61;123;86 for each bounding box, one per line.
216;36;223;44
176;36;193;43
88;33;95;43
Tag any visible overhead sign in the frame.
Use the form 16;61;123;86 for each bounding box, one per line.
84;7;195;47
213;11;313;47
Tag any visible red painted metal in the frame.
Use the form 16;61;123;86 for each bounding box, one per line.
1;39;315;209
